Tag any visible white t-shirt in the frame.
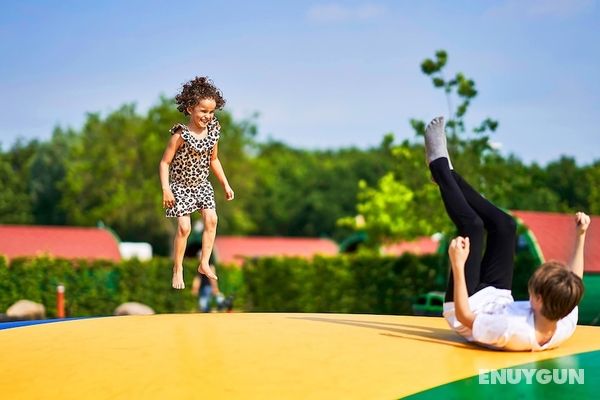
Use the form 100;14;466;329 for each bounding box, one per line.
443;286;578;351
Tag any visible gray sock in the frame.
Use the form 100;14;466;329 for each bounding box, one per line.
425;116;453;169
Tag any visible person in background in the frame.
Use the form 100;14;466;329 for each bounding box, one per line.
191;252;225;313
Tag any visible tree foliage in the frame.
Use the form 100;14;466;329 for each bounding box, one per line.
340;50;598;249
1;50;598;255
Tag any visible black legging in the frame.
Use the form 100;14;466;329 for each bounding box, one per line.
429;158;517;301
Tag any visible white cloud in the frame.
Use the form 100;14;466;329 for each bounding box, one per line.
307;3;386;23
486;0;595;18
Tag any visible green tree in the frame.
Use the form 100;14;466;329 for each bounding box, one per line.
543;156;588;211
0;139;39;224
28;127;75;225
4;69;595;255
413;50;500;180
416;50;498;143
60;102;172;253
247;138;396;239
209;111;258;235
477;154;561;211
340;50;502;248
0;153;33;223
583;161;600;215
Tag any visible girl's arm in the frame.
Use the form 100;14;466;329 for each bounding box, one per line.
159;133;183;208
449;237;476;329
569;212;591;279
210;142;234;200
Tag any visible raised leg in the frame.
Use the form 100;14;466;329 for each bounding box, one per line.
429;158;484;301
452;172;516;290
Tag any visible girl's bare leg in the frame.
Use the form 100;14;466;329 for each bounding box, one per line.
198;209;218;280
172;215;191;289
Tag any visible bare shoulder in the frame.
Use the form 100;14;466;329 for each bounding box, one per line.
167;130;184;149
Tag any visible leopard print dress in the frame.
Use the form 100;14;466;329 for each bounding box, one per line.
165;118;220;217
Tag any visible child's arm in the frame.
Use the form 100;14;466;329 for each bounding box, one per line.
159;133;183;208
210;143;234;201
569;212;591;279
449;236;476;329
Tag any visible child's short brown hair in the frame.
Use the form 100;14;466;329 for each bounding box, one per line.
175;76;226;115
528;261;584;320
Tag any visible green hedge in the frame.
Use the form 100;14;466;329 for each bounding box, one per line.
242;253;442;314
0;253;442;317
0;250;543;318
0;256;243;318
240;250;539;313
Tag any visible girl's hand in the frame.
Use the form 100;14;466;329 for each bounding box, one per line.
162;188;176;208
224;185;235;201
575;212;591;235
449;236;470;270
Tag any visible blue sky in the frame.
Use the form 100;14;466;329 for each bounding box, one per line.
1;0;598;165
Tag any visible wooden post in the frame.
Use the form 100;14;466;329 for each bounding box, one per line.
57;284;65;318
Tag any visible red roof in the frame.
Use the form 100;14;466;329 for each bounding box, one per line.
383;236;440;256
0;225;121;262
512;211;600;273
214;236;338;266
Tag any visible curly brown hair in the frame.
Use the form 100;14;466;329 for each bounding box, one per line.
175;76;226;115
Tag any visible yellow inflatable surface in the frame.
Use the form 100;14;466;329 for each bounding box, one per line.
1;313;599;399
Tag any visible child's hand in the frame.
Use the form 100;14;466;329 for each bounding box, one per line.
224;185;235;201
449;236;470;270
575;212;591;235
162;188;176;209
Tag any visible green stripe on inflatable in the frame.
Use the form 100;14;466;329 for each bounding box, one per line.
403;350;600;400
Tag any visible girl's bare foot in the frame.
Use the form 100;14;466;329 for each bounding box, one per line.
172;267;185;289
198;262;218;280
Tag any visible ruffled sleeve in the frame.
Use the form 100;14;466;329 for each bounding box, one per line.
170;123;205;152
206;117;221;158
208;116;221;139
169;123;187;135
